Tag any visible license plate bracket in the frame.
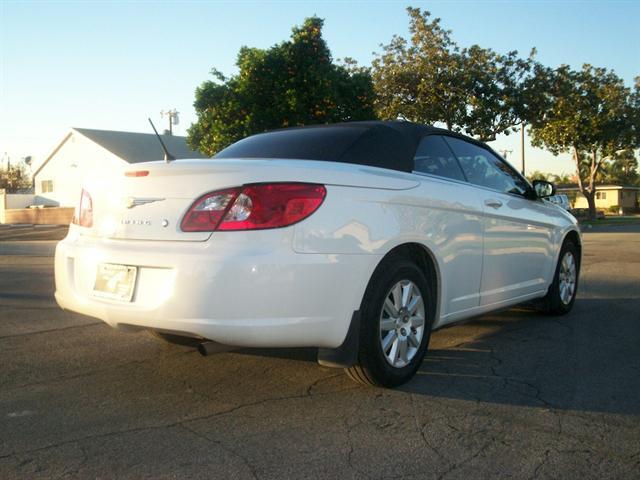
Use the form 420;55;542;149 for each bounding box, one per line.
93;263;137;302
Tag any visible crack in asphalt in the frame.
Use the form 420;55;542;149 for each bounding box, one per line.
343;417;372;480
409;393;445;460
486;343;561;410
0;424;174;462
3;349;196;392
504;377;557;409
305;372;344;396
0;321;102;341
436;438;494;480
1;375;359;462
528;448;551;480
178;423;260;480
49;442;88;480
547;317;574;341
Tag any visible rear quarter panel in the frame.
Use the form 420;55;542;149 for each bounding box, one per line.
293;176;486;324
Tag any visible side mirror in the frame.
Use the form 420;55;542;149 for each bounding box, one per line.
532;180;556;198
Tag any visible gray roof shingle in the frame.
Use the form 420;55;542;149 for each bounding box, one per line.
74;128;207;163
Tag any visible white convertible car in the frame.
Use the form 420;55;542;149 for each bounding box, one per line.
55;121;581;387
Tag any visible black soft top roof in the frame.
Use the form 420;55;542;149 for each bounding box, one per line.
214;121;446;173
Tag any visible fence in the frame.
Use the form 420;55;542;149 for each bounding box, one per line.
0;207;74;225
0;191;73;225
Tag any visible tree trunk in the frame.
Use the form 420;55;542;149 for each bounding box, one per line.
586;149;600;221
573;146;600;221
584;190;597;221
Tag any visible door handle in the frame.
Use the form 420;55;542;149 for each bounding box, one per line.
484;199;503;209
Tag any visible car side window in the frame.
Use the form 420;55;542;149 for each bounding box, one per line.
413;135;466;181
443;136;528;196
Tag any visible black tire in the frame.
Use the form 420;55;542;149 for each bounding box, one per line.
147;330;202;347
542;240;579;315
346;254;435;388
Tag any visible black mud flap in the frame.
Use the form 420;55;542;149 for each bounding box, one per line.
317;311;360;368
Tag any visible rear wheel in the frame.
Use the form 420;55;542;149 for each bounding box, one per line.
542;240;579;315
346;255;434;387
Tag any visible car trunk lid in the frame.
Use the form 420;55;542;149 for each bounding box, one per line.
81;158;419;241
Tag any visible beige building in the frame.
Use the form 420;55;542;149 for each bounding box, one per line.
559;185;640;211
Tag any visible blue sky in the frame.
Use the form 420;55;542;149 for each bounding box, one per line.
1;0;638;175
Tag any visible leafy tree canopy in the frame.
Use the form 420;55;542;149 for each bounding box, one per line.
0;164;31;193
526;65;639;217
601;149;639;185
188;17;376;155
528;170;553;181
372;7;536;141
526;171;576;185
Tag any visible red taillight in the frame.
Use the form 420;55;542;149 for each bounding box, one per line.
72;188;93;228
125;170;149;177
181;183;326;232
181;187;241;232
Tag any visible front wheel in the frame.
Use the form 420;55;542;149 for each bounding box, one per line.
346;255;435;387
542;241;579;315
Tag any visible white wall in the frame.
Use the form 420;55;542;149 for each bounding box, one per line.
5;194;35;209
34;131;128;207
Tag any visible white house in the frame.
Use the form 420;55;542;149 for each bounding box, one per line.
33;128;207;207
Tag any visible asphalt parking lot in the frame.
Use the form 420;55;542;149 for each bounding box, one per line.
0;225;69;242
1;226;639;479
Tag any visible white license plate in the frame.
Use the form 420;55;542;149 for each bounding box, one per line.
93;263;137;302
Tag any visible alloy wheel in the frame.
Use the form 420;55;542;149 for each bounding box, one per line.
559;251;577;305
379;280;426;368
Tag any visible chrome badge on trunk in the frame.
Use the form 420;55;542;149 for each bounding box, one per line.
124;197;165;209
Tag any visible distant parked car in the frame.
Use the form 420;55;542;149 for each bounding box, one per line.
547;194;571;211
54;121;582;387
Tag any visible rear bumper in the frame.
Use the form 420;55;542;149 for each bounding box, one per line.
54;228;380;348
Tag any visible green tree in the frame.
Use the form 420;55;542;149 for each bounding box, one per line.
371;7;536;141
631;77;640;144
0;163;31;192
526;65;639;219
527;170;576;185
601;149;639;185
528;170;553;181
188;17;376;155
549;173;575;185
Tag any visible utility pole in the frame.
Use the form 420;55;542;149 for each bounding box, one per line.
4;153;12;190
160;109;179;135
499;149;513;160
520;121;526;176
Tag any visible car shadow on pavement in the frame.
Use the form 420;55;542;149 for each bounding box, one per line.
403;298;640;415
234;347;319;363
212;296;640;416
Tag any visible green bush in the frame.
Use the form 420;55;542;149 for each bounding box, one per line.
608;205;621;214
